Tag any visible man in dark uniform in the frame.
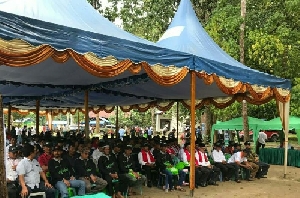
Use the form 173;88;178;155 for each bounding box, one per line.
244;141;270;178
117;145;146;195
48;146;85;196
98;145;128;198
74;148;107;194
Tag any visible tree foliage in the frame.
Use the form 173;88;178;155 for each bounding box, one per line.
87;0;300;121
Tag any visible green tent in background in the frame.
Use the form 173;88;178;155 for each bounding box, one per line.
257;116;300;144
211;117;264;146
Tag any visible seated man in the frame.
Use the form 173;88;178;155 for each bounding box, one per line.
98;145;127;198
92;142;104;165
74;148;107;194
182;143;209;187
6;146;21;198
16;144;55;198
196;143;220;186
117;145;146;195
228;150;258;181
157;142;186;192
212;142;235;181
137;143;156;187
244;141;270;178
38;142;53;173
48;146;85;197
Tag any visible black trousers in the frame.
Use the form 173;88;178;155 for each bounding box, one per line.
214;162;235;180
203;166;220;183
196;167;210;185
104;174;129;196
142;165;157;183
7;182;18;198
256;161;270;177
227;163;240;180
256;142;265;154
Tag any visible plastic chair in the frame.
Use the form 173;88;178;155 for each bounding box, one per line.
28;192;46;198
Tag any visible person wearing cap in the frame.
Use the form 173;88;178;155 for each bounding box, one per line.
38;142;53;173
212;142;235;181
16;144;55;198
112;143;121;159
98;145;126;198
6;146;21;198
151;141;161;160
157;142;186;192
244;141;269;178
138;142;156;187
224;141;235;155
48;146;86;197
62;143;77;169
196;143;220;186
233;143;242;153
117;145;146;196
74;148;107;194
182;143;204;188
6;136;17;158
227;149;258;181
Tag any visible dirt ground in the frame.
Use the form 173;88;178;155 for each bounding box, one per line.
132;165;300;198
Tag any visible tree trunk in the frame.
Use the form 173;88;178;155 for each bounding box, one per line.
240;0;249;141
242;100;250;141
240;0;246;64
204;105;212;143
151;108;156;135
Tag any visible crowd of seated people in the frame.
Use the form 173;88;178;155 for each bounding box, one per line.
5;131;270;198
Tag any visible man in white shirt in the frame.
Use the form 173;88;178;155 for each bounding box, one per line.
256;131;268;154
16;144;55;198
138;143;156;187
227;151;242;183
196;143;220;186
212;142;235;181
92;142;104;165
6;146;21;198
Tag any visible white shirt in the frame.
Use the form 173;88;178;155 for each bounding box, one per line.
16;157;42;189
196;151;211;166
258;132;267;144
92;149;103;164
227;152;247;163
212;149;226;163
138;151;155;166
6;158;21;181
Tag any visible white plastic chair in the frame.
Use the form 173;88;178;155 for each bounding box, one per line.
28;192;46;198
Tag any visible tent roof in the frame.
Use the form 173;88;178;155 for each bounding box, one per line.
258;116;300;130
0;0;291;111
212;117;263;130
157;0;290;89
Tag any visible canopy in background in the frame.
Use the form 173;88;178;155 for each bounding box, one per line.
258;116;300;144
211;117;264;144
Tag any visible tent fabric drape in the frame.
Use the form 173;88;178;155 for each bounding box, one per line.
0;38;189;87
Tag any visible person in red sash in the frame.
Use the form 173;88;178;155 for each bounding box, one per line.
138;142;156;187
182;143;204;188
196;143;220;186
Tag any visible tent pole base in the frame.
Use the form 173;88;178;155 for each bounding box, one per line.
190;189;194;197
284;174;287;179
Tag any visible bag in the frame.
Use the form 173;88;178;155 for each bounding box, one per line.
167;167;179;175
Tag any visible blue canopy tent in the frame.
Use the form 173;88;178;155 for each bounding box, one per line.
0;0;292;194
156;0;291;180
